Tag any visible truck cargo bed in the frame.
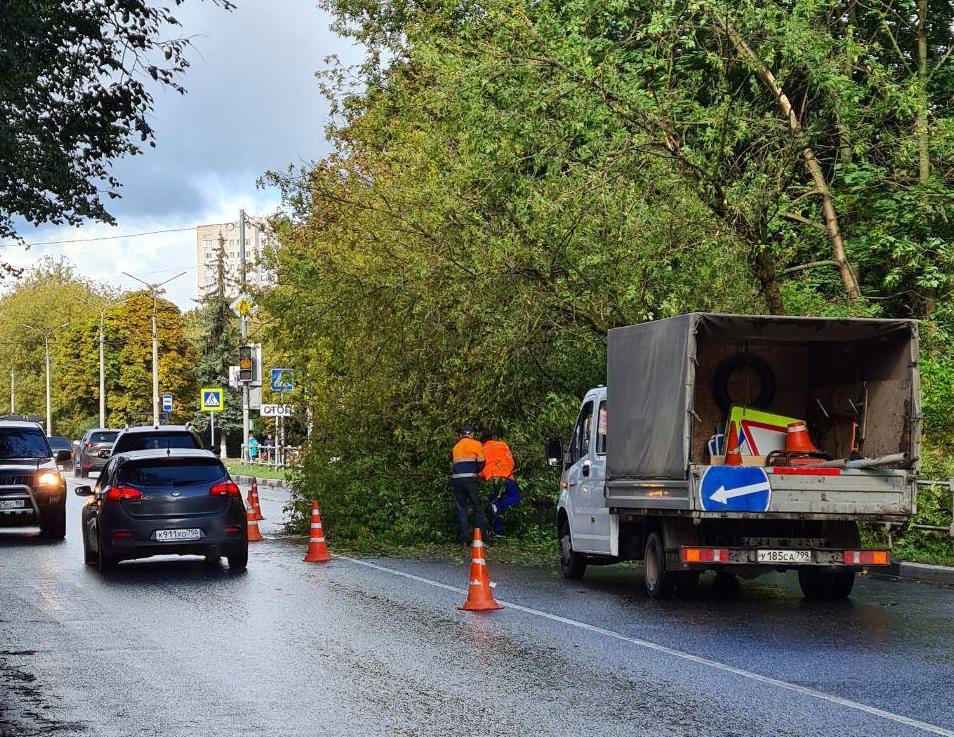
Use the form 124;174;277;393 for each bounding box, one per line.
606;466;913;522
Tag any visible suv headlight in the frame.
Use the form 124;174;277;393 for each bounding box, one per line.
37;471;62;488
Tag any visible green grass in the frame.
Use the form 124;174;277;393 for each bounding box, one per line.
224;460;291;481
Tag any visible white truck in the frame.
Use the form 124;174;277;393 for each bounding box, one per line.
547;313;920;599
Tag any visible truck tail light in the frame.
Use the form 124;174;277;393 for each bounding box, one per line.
843;550;890;566
106;486;142;502
681;547;730;563
210;481;240;497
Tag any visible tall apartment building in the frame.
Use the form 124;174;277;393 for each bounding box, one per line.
195;215;275;300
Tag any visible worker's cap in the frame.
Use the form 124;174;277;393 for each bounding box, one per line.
459;424;476;436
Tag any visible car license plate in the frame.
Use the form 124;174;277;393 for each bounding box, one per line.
0;499;25;510
757;549;812;564
155;528;201;542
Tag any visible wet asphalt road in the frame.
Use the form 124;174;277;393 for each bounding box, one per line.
1;479;954;737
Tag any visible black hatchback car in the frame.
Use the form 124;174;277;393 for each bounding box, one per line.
76;449;248;572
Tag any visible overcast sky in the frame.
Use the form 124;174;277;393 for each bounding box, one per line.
5;0;360;308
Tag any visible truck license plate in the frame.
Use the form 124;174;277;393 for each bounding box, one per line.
757;549;811;564
155;528;200;542
0;499;25;509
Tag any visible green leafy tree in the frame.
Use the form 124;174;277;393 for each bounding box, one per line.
0;0;233;240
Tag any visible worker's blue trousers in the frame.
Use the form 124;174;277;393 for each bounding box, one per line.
488;479;521;534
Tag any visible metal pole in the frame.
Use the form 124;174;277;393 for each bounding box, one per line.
99;311;106;427
10;370;14;414
44;335;51;434
151;292;159;426
239;209;250;460
210;411;215;449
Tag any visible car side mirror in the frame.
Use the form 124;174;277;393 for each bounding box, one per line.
74;485;93;497
55;449;71;462
209;445;221;457
545;437;563;469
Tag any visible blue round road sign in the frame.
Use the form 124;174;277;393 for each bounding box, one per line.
699;466;772;513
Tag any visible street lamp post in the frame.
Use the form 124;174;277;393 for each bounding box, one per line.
77;294;136;428
122;272;186;426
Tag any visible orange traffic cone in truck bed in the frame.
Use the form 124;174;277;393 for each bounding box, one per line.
303;501;331;563
458;528;502;612
724;420;743;466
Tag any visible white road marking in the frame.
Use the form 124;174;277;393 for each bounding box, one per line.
340;556;954;737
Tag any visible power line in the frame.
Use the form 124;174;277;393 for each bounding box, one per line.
0;226;196;249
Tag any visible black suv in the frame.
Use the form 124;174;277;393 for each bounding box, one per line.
110;425;205;455
0;421;70;538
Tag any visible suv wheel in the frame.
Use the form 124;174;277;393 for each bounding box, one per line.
40;505;66;540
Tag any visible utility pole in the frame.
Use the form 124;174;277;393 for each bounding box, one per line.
239;208;250;459
21;323;68;434
9;370;14;414
122;271;187;426
77;294;135;428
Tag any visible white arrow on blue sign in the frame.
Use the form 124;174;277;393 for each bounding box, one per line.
161;394;173;412
699;466;772;513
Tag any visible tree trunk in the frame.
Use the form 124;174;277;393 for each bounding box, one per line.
720;21;862;302
918;0;931;184
754;245;785;314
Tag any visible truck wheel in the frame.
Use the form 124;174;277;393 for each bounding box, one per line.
644;532;674;600
40;506;66;540
798;569;855;600
558;521;587;579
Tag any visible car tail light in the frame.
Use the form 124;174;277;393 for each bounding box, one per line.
106;485;142;501
111;530;133;540
843;550;890;566
681;547;730;563
224;525;241;535
210;481;240;497
85;442;93;450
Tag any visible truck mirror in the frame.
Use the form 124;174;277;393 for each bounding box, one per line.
545;437;563;468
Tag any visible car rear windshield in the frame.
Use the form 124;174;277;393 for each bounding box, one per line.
0;429;52;459
114;432;200;452
119;459;226;487
90;432;118;443
47;436;71;450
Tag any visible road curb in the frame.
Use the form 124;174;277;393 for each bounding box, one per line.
874;561;954;587
232;474;291;489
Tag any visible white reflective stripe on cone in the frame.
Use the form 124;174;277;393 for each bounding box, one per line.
311;523;323;529
472;540;484;548
310;537;326;543
472;558;486;565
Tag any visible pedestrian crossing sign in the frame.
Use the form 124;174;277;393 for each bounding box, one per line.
200;387;224;412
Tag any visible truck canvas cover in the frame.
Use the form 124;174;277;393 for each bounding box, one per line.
607;313;919;481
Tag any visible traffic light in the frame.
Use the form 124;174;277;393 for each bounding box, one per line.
239;345;254;382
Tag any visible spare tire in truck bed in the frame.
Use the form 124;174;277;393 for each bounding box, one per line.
712;353;776;414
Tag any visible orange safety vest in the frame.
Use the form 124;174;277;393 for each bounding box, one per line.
452;437;485;479
481;439;514;480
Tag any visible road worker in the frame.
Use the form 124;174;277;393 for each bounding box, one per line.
480;433;521;535
451;425;488;544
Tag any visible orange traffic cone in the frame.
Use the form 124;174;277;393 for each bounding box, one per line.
246;506;263;542
250;481;265;521
785;422;818;454
458;528;503;612
303;501;331;563
724;420;743;466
